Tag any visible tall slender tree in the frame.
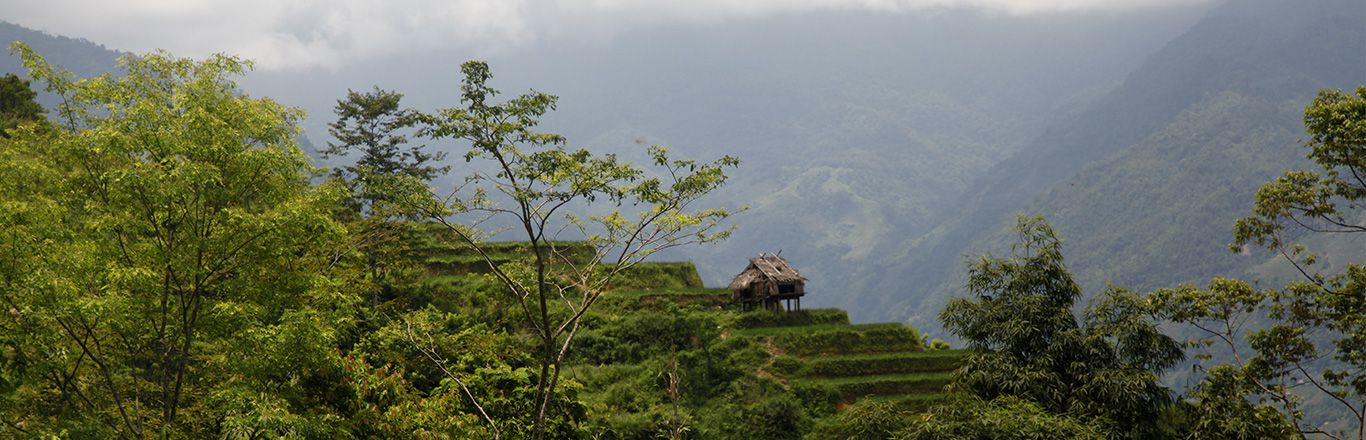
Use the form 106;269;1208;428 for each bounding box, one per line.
325;86;448;214
384;60;739;440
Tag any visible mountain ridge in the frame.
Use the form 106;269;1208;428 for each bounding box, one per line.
856;0;1366;330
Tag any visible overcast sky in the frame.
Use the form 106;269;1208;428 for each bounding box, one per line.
2;0;1211;71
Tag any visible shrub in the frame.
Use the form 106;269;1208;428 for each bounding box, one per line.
806;399;914;440
768;356;804;377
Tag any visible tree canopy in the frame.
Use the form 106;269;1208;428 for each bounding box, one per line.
939;215;1183;439
0;42;358;438
0;73;43;137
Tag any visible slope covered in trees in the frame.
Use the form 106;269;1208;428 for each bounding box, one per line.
855;0;1366;329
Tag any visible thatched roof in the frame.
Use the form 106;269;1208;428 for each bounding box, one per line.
728;254;806;291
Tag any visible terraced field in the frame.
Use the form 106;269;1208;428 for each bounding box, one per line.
731;311;966;411
413;231;702;291
412;235;967;433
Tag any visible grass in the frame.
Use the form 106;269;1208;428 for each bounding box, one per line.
731;323;905;337
797;372;954;401
416;237;596;268
611;262;705;290
416;237;708;293
609;287;730;297
738;323;925;358
864;393;952;411
597;287;732;310
732;308;850;329
795;350;968;378
416;236;960;417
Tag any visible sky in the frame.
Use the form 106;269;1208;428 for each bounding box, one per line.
3;0;1211;71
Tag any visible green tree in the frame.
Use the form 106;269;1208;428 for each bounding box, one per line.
896;395;1107;440
324;87;451;310
0;43;358;438
385;60;738;440
0;73;44;137
325;86;447;213
1151;86;1366;439
1182;365;1298;439
939;215;1184;438
344;306;586;439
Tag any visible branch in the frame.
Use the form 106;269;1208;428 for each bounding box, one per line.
402;318;501;440
1291;359;1363;424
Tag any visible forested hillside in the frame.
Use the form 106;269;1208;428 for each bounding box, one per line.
855;0;1366;329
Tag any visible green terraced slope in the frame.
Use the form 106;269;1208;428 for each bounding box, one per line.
411;235;966;433
732;317;966;410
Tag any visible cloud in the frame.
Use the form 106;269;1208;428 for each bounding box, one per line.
0;0;1210;71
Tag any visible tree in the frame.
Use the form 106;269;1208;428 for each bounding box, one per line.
324;86;447;214
324;87;449;308
1151;86;1366;439
0;73;44;137
385;60;738;440
0;43;358;437
939;215;1184;439
896;395;1107;440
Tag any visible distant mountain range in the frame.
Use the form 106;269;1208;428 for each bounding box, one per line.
0;21;120;110
849;0;1366;331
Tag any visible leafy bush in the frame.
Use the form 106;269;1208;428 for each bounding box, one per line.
894;395;1106;440
768;355;804;376
699;395;810;440
573;306;722;364
806;399;914;440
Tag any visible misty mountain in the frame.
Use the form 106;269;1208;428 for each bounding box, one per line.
856;0;1366;332
166;7;1204;319
0;21;121;111
488;9;1208;302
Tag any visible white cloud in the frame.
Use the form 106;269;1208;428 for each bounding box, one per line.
0;0;1210;71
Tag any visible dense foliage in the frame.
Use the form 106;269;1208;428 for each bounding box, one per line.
0;73;42;137
938;215;1184;439
0;43;357;437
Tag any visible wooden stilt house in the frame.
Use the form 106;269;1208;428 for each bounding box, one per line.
728;253;807;311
